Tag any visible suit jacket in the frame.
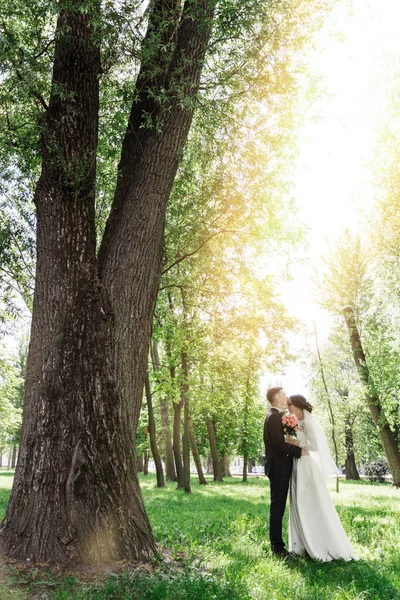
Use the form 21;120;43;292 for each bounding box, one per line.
264;408;301;477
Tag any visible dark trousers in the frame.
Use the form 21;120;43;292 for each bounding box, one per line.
268;474;290;552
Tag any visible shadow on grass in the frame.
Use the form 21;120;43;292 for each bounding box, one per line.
285;553;400;600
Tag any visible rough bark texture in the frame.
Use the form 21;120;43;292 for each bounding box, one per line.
1;0;216;565
145;372;165;487
189;418;207;485
0;3;156;564
206;418;223;482
343;306;400;487
151;340;176;481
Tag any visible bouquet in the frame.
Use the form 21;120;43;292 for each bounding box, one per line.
281;414;298;438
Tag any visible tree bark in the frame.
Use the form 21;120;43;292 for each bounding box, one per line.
344;416;360;480
11;446;17;469
144;372;165;488
343;306;400;487
0;2;156;565
314;322;340;492
189;418;207;485
206;453;213;474
143;451;149;476
137;454;144;473
242;375;250;483
173;400;184;488
206;418;223;482
166;294;184;488
151;340;176;481
221;453;232;478
1;0;215;565
180;348;191;494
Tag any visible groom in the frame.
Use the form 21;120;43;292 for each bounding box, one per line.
264;387;302;556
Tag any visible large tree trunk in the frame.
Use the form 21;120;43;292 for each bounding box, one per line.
343;306;400;487
0;0;215;565
144;372;165;488
189;418;207;485
206;418;223;482
0;3;155;564
151;340;176;481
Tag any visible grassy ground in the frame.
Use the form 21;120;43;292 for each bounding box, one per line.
0;469;399;599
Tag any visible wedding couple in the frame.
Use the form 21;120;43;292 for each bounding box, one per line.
264;387;357;561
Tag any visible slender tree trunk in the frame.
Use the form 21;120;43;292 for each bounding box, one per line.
151;340;176;481
173;401;184;488
180;349;191;494
11;446;17;469
206;418;223;482
242;456;248;483
221;453;232;478
314;322;340;492
189;418;207;484
343;306;400;487
242;375;250;483
145;372;165;488
0;0;215;566
207;453;213;474
137;454;144;473
143;451;149;476
344;416;360;480
166;294;184;488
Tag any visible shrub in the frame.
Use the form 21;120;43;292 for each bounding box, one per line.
364;459;389;483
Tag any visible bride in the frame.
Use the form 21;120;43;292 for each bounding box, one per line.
286;394;357;562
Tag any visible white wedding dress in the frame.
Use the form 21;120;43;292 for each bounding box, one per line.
289;411;357;562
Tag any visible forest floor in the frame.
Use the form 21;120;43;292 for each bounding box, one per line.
0;470;399;599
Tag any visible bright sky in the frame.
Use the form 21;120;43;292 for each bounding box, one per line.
267;0;400;394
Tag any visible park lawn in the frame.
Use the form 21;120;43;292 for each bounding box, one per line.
0;470;399;600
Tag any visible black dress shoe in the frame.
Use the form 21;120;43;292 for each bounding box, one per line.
272;548;289;558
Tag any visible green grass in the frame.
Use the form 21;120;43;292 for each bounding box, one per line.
0;470;399;599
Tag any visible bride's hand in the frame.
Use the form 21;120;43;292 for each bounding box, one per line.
286;437;299;446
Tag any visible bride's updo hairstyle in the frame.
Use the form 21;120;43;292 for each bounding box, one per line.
289;394;313;414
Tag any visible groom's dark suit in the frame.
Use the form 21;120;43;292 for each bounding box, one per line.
264;407;301;554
